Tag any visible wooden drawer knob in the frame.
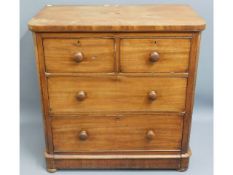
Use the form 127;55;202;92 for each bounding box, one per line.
146;130;155;140
149;51;160;62
79;130;88;140
76;91;86;101
74;52;84;62
148;91;157;101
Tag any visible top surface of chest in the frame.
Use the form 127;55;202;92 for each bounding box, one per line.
28;4;205;32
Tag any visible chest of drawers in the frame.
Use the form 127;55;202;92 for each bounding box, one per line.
28;5;205;172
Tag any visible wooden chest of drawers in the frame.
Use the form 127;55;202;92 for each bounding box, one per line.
28;5;205;172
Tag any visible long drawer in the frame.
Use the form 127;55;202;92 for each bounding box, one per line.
52;114;183;152
47;76;187;114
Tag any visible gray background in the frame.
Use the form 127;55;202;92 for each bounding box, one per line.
20;0;213;175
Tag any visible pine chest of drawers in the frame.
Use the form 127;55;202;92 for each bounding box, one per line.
28;5;205;172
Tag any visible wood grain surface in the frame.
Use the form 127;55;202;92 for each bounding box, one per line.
28;5;205;32
53;158;180;169
52;114;183;152
121;38;191;72
47;76;187;113
43;38;115;73
29;4;205;171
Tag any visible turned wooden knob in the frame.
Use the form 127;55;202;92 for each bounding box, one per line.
148;91;157;101
74;52;84;62
146;130;155;140
76;91;86;101
149;51;160;62
79;130;88;140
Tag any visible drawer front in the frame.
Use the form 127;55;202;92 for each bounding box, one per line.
48;76;187;113
52;114;183;152
43;38;115;73
120;38;191;73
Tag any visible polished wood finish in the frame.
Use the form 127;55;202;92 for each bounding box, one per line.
47;76;187;113
54;158;180;169
44;149;191;170
41;32;193;38
28;5;205;32
79;130;88;141
149;51;160;62
181;33;202;154
45;148;191;159
76;91;86;101
120;38;191;73
47;168;57;173
29;5;205;172
146;130;155;140
32;34;54;153
43;38;115;73
73;52;84;63
148;91;157;101
52;115;183;152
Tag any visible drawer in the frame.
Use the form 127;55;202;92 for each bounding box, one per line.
43;38;115;73
48;76;187;113
120;38;191;73
52;114;183;152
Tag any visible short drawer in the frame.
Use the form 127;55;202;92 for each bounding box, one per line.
43;38;115;73
52;114;183;152
120;38;191;73
47;76;187;113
